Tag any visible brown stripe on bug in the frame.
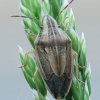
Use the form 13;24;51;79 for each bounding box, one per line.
35;15;72;78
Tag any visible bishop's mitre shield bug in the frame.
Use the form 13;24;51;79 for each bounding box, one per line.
11;0;84;99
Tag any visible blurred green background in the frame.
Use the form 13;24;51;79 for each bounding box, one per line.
0;0;99;100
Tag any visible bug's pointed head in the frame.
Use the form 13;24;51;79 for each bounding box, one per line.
42;15;58;28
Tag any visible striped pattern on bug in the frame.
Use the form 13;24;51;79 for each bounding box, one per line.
34;15;73;98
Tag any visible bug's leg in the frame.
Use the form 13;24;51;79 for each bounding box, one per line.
25;30;36;39
72;50;85;84
33;69;39;81
56;0;74;20
78;65;85;69
33;69;43;100
19;50;35;68
60;16;68;32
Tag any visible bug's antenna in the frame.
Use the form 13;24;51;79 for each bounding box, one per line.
11;15;41;24
56;0;74;20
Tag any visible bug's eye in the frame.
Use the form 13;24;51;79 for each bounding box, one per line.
40;26;43;29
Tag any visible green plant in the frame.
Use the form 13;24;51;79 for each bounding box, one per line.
18;0;91;100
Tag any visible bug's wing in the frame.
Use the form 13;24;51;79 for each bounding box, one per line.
65;45;73;79
36;46;53;80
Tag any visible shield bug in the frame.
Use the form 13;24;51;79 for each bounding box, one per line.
34;15;73;98
11;0;84;99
